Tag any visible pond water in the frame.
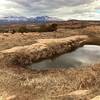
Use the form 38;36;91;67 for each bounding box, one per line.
28;45;100;69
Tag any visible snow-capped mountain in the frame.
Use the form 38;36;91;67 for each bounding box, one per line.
33;16;61;23
0;16;28;22
0;16;62;25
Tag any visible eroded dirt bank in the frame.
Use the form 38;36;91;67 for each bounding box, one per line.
0;35;100;66
0;35;95;66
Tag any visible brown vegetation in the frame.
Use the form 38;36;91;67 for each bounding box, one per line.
0;35;89;66
0;23;58;33
0;58;100;100
0;22;100;99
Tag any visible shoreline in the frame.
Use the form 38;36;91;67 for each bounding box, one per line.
0;35;88;66
0;35;100;66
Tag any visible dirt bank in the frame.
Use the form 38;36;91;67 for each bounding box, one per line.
1;35;100;66
0;35;89;66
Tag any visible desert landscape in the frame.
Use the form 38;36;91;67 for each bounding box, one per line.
0;20;100;100
0;0;100;100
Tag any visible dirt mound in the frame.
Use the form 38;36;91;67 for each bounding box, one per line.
0;35;89;66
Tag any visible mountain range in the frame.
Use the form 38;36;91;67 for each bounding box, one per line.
0;16;62;25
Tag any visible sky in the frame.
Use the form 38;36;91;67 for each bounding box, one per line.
0;0;100;20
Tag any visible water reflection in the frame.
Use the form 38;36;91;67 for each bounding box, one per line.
29;45;100;69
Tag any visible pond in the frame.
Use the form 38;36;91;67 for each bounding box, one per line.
28;45;100;69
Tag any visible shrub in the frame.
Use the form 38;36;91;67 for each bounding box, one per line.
38;24;48;32
18;26;28;33
38;23;58;32
47;23;58;32
11;29;16;34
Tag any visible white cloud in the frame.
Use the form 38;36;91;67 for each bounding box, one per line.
0;0;99;20
50;0;100;20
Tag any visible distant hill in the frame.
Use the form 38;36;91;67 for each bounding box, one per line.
0;16;62;25
33;16;62;23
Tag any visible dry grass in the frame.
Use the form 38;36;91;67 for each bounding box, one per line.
81;25;100;35
0;59;100;100
0;25;100;99
0;25;100;51
0;35;89;66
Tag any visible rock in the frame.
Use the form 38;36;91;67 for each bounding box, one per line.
0;96;3;100
50;90;90;100
91;96;100;100
6;95;17;100
68;90;90;96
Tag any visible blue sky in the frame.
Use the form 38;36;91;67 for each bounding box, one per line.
96;10;100;13
0;0;100;20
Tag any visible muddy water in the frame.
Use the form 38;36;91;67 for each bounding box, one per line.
28;45;100;69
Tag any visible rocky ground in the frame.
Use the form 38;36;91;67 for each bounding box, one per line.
0;26;100;100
